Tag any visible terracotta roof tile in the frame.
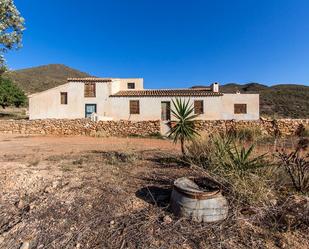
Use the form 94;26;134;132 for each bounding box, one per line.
110;89;222;97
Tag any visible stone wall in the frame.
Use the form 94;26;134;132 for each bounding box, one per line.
192;118;309;136
0;118;308;137
0;119;160;136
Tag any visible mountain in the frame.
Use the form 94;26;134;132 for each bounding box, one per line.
221;82;269;93
220;83;309;118
4;64;91;94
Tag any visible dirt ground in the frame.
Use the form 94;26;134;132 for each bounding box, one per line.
0;135;308;249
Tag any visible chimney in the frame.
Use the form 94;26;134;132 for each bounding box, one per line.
212;82;219;93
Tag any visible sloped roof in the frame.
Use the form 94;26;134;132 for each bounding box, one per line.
110;89;222;97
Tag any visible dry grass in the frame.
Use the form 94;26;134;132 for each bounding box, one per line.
0;135;308;248
0;107;28;120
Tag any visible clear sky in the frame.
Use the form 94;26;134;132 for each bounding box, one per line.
6;0;309;88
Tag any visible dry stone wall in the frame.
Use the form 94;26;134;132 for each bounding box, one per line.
0;118;308;137
0;119;160;137
192;118;309;136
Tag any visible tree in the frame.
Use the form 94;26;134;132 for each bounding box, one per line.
0;0;25;71
0;76;26;108
168;98;200;156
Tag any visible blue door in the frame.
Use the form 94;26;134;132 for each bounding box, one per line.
85;104;97;118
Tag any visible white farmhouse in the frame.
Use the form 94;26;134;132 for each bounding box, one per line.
29;78;259;124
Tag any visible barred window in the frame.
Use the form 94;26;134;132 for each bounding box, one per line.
234;104;247;114
194;100;204;114
60;92;68;104
84;83;96;97
129;100;140;114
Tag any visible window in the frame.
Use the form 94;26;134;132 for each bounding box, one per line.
161;101;171;121
129;100;140;114
127;82;135;89
84;83;96;97
60;92;68;104
194;100;204;114
234;104;247;114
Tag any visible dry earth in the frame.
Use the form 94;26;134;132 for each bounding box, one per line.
0;135;308;249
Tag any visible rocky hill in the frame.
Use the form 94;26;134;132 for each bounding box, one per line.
4;64;91;94
220;83;309;118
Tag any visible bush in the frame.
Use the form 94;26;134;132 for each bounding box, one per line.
0;76;27;108
276;139;309;193
295;124;309;137
186;134;275;206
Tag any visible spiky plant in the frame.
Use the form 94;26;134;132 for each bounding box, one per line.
168;98;199;155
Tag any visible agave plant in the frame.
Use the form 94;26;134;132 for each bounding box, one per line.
168;98;199;156
216;141;267;176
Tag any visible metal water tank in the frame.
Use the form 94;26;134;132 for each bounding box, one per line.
170;177;228;223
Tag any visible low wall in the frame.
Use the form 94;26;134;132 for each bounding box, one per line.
192;118;309;136
0;118;308;137
0;119;160;136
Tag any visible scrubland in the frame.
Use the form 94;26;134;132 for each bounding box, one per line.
0;129;308;249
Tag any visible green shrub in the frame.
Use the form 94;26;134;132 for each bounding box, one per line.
0;76;27;108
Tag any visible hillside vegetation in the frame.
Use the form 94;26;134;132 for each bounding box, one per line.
221;83;309;118
4;64;90;94
3;64;309;118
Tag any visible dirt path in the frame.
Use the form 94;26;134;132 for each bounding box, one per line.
0;134;178;157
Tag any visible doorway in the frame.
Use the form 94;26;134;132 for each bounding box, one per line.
85;104;97;118
161;101;171;121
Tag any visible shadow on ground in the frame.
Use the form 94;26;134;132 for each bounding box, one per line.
135;186;172;207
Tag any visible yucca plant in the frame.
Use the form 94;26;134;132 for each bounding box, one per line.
168;98;199;156
215;139;267;176
227;144;266;174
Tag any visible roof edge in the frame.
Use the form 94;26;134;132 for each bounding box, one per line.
67;77;112;82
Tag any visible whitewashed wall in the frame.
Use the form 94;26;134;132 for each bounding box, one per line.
29;78;144;120
109;94;259;121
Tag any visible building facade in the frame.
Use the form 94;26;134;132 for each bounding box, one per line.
29;78;259;124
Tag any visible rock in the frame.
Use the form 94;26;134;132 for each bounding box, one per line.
52;181;59;188
163;215;173;224
16;199;24;209
44;186;53;193
20;241;30;249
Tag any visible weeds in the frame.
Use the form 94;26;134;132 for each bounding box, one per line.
28;158;40;167
276;139;309;193
295;124;309;137
186;133;275;206
98;151;140;165
231;126;263;142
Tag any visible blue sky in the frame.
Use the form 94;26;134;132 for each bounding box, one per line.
6;0;309;88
